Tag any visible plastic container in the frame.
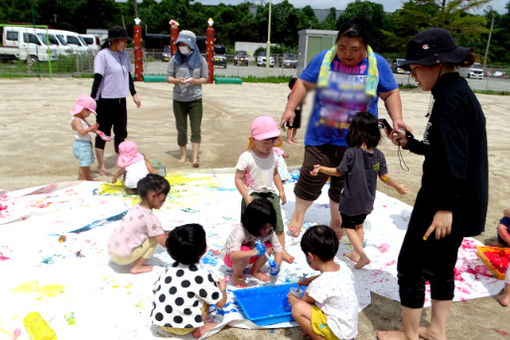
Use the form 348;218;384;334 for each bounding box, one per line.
23;312;57;340
233;282;298;326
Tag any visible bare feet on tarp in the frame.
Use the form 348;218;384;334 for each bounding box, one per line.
419;326;445;340
354;256;371;269
283;250;295;263
252;271;270;282
288;223;301;237
376;330;407;340
343;251;360;263
192;322;217;338
232;276;247;288
498;288;510;306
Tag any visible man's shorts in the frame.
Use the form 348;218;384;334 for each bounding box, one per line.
241;192;284;233
311;305;338;340
294;145;346;202
73;140;94;167
341;213;368;229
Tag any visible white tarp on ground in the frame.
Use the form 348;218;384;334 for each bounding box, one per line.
0;170;503;339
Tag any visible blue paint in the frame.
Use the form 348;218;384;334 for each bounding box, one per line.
41;256;55;264
181;207;199;213
201;253;218;266
210;187;237;192
70;210;127;233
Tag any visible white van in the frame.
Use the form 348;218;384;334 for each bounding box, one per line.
34;29;73;56
1;26;57;62
79;34;100;52
48;29;89;55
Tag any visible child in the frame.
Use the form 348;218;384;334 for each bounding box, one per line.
286;77;305;144
287;225;359;340
70;95;99;181
497;208;510;247
107;174;170;274
111;140;158;194
223;198;283;288
498;266;510;307
310;111;407;269
151;223;227;338
273;146;290;182
235;115;293;263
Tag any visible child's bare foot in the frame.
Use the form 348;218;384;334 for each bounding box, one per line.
252;272;271;282
232;276;247;288
498;290;510;306
178;156;186;164
287;138;298;145
354;256;370;269
376;330;407;340
87;176;99;181
288;223;301;237
130;264;153;274
418;326;444;340
192;322;217;338
291;137;299;144
283;250;295;263
343;251;360;263
98;168;112;176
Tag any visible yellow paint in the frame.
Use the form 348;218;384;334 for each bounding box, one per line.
11;281;64;298
23;312;57;340
112;285;119;288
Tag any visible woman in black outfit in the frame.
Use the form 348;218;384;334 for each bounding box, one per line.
378;28;488;340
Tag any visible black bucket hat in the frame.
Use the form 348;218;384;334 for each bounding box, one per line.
403;28;471;70
106;25;132;42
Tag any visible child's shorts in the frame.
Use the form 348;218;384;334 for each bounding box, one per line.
223;243;271;268
73;140;94;167
241;192;284;233
341;213;367;229
497;216;510;247
311;305;338;340
162;304;208;335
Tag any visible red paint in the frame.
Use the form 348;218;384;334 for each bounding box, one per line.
491;328;510;336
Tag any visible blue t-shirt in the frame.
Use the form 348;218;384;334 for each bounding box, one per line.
299;51;397;146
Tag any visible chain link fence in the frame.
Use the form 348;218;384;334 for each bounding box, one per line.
1;48;508;92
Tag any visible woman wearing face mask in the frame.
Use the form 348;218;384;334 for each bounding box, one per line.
166;30;208;167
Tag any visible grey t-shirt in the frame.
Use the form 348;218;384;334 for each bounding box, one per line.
166;57;208;102
338;147;387;216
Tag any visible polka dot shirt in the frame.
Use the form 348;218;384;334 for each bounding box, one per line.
151;261;222;329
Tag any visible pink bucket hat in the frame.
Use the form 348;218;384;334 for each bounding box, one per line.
250;116;280;140
69;95;97;116
117;141;144;168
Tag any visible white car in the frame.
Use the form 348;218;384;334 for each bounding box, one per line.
256;52;274;67
459;63;484;79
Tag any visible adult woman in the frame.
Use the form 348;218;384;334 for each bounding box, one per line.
280;19;408;237
377;28;488;340
166;30;208;167
91;25;141;176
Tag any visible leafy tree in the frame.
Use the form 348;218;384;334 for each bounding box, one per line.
484;3;510;63
321;7;338;30
297;5;320;31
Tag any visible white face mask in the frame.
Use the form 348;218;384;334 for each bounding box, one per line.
179;45;191;55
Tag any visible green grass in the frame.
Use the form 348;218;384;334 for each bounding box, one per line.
473;89;510;96
238;75;292;83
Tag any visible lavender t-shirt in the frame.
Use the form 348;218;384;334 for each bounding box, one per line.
94;48;132;99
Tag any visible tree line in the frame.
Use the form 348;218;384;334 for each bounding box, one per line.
1;0;509;63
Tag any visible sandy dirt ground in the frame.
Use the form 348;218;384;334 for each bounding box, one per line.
0;78;509;339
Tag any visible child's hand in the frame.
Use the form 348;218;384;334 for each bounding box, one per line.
89;123;99;132
217;279;226;292
255;240;267;256
279;191;287;205
309;164;321;176
397;184;408;195
287;292;299;306
111;177;118;184
298;277;311;287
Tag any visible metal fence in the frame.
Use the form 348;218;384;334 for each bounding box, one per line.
0;48;508;93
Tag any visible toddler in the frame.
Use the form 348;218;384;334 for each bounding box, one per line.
224;198;283;288
497;208;510;247
69;95;99;181
235;115;293;263
286;77;306;144
287;225;359;340
310;111;407;269
151;223;227;338
111;140;158;194
107;174;170;274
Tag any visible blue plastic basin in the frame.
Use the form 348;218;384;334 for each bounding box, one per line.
233;282;298;326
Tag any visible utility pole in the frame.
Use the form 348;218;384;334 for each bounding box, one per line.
265;0;272;77
483;12;494;71
133;0;139;19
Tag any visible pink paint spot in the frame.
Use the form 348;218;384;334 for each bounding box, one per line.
378;243;390;253
491;328;510;336
385;260;396;266
0;251;10;261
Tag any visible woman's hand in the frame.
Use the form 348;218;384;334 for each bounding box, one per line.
132;93;141;108
390;130;408;147
423;210;452;240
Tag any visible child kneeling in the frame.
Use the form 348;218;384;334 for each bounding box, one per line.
151;224;227;338
288;225;359;340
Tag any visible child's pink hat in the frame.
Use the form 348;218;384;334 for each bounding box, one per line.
69;95;97;116
250;116;280;140
117;141;144;168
